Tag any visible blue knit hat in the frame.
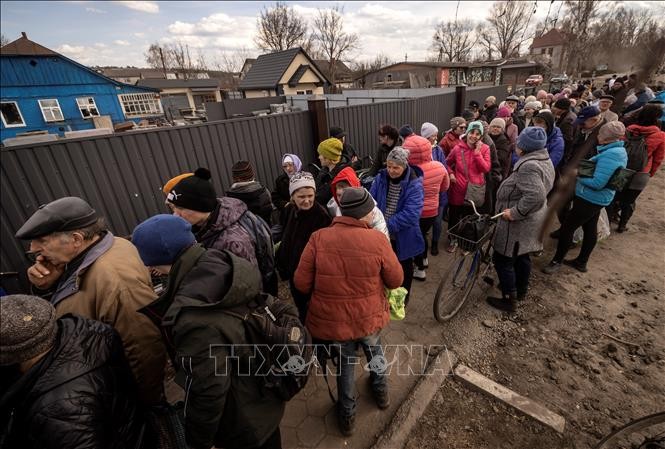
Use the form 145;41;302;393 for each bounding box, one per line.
517;127;547;153
132;214;196;266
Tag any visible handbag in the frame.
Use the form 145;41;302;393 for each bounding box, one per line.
461;147;485;207
577;159;636;191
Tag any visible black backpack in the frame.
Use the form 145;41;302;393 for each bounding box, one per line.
624;131;649;172
237;211;276;291
227;294;314;401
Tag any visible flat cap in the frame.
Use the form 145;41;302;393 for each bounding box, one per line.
505;95;520;102
16;197;97;240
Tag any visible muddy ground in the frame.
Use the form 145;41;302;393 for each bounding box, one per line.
406;170;665;449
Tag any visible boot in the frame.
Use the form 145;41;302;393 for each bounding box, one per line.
549;228;561;239
563;258;588;273
338;412;356;436
370;381;390;410
486;293;517;313
431;240;440;256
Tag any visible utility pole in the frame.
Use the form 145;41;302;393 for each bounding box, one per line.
159;47;167;78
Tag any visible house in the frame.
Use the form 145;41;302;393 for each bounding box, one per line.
240;58;256;80
137;78;222;119
530;29;567;74
1;33;163;142
314;59;355;91
239;48;331;98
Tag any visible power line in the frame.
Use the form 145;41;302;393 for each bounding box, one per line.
542;0;554;35
455;0;460;23
519;1;538;50
553;0;564;28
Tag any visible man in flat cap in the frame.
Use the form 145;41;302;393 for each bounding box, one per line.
15;196;166;405
597;94;619;123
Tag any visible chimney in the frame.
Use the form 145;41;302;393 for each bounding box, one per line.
21;32;27;38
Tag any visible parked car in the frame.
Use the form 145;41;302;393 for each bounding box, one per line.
525;74;544;86
550;74;570;84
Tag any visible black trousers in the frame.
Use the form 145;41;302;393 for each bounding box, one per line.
607;188;643;228
553;196;603;264
447;204;474;240
289;278;310;324
391;240;414;305
415;216;436;269
493;251;531;297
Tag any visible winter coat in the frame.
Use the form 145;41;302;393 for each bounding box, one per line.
370;166;425;261
546;127;565;168
45;232;165;405
293;216;403;341
271;173;291;211
327;167;389;239
556;110;577;164
623;90;650;114
491;132;512;180
564;118;607;168
505;122;518;154
227;181;273;225
439;131;461;156
512;111;525;133
482;104;498;122
576;140;628;206
493;150;555;257
276;202;332;280
483;134;503;214
368;142;397;177
626;124;665;176
315;161;351;206
404;135;449;218
196;197;257;266
141;246;284;449
0;315;144;449
446;139;492;206
432;144;446;165
600;109;619;123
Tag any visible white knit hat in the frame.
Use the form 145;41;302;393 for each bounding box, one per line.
420;122;439;139
289;171;316;196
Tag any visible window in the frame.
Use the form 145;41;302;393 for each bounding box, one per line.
193;94;216;108
541;48;546;54
118;93;163;117
296;91;305;95
76;97;100;118
38;99;64;122
548;47;554;56
306;90;313;94
1;102;26;127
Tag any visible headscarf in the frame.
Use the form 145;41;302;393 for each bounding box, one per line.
282;153;302;178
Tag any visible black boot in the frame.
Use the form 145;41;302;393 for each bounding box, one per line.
431;240;439;256
486;293;517;313
549;228;561;239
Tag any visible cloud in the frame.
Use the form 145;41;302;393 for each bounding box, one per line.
56;42;148;66
115;1;159;14
133;32;146;38
164;12;256;51
85;6;107;14
114;39;131;46
57;44;86;55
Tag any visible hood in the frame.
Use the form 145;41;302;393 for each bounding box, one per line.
597;140;625;153
627;124;662;136
228;181;264;194
282;153;302;177
209;197;247;231
539;112;555;134
404;135;433;164
548;125;563;141
331;166;361;202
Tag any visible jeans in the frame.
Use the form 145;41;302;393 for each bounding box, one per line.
289;278;310;323
553;196;603;264
337;333;387;418
391;240;413;305
431;202;446;245
415;216;436;269
493;251;531;297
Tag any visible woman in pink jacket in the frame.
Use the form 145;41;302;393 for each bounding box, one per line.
446;121;492;251
403;134;449;281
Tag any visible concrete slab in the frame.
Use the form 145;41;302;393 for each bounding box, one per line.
453;364;566;434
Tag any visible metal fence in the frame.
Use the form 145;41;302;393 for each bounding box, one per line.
1;111;314;272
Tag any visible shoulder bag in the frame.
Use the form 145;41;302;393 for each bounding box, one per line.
461;147;486;207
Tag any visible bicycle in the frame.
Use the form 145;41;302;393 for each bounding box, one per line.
594;411;665;449
433;201;503;322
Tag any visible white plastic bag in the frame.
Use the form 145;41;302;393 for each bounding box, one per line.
573;209;611;244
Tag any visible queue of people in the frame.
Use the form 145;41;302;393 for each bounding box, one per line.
1;82;663;448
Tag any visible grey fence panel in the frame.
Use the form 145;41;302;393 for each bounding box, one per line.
1;111;313;273
467;85;509;107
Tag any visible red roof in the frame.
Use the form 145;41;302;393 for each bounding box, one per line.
530;29;566;49
0;32;58;56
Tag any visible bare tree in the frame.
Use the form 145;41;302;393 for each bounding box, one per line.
560;0;601;75
214;47;252;74
432;19;477;62
486;1;534;59
351;53;393;76
312;4;360;91
475;23;495;61
1;33;9;47
145;42;175;76
255;2;309;52
145;40;207;78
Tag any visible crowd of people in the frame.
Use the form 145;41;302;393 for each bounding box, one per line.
1;75;663;448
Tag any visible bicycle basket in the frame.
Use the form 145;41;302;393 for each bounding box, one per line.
448;214;494;252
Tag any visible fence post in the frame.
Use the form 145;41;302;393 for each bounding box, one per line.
455;85;467;116
308;96;328;151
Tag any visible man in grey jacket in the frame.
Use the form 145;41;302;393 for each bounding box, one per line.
488;127;555;312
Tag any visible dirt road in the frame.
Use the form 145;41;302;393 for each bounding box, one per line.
406;170;665;448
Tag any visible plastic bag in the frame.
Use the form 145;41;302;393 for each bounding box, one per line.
385;287;407;320
572;209;611;244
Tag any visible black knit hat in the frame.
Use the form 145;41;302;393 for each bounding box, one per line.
553;98;571;110
231;160;255;183
167;167;217;212
339;187;374;220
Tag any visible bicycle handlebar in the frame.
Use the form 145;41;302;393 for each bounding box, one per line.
465;200;505;221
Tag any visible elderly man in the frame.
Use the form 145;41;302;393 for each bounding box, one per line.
482;96;498;122
523;100;542;127
598;94;619;122
505;94;525;132
15;196;166;405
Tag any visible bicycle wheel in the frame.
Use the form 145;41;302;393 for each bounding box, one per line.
433;249;482;322
594;411;665;449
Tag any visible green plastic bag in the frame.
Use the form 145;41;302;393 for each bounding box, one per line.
386;287;407;320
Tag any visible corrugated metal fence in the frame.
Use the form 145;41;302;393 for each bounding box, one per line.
1;111;314;272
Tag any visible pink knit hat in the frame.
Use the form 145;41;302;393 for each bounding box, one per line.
497;106;512;118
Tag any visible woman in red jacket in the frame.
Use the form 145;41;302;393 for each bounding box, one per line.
609;105;665;232
403;134;449;281
446;121;492;251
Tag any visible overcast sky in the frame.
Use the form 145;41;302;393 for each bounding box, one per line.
1;1;662;68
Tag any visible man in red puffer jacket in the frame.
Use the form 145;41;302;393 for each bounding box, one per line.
403;134;449;281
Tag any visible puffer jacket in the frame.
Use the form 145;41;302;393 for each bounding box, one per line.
227;181;273;225
294;216;403;341
493;150;555;257
546;127;565;168
141;246;284;449
439;131;461;156
446;139;492;206
404;135;449;218
370;165;425;260
196;197;257;266
576;141;628;206
490;132;512;179
0;315;144;449
626;124;665;176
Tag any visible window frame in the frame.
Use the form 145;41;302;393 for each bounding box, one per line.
38;98;65;123
0;101;27;128
76;97;101;119
118;93;163;118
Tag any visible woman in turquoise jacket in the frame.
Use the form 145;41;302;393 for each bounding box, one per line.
544;121;628;274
